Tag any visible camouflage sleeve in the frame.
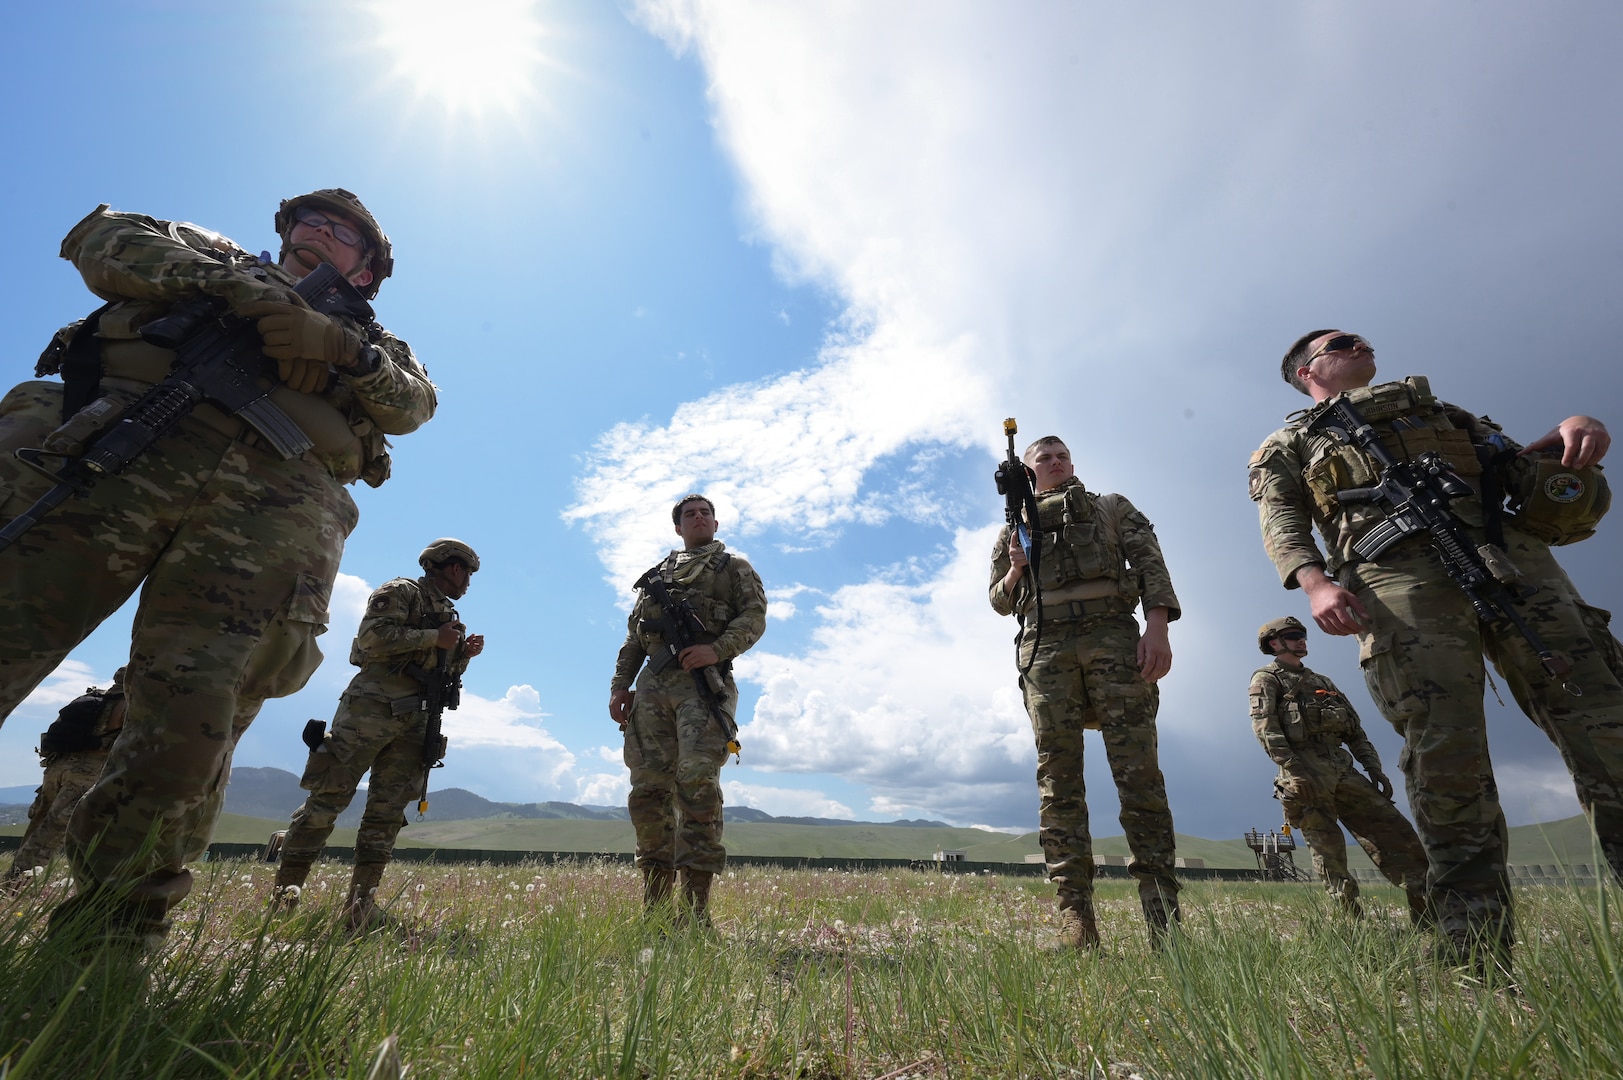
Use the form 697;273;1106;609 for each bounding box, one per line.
713;557;768;662
1249;670;1296;767
988;525;1023;616
1249;430;1327;589
1341;699;1384;775
611;610;646;693
1114;497;1180;621
352;581;438;660
339;329;437;436
60;205;293;310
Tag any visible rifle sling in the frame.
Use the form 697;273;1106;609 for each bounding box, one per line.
59;302;116;422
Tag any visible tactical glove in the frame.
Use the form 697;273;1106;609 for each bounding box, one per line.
237;300;362;394
1370;771;1395;801
1284;774;1318;802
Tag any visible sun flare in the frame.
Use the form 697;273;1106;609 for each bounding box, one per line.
370;0;547;119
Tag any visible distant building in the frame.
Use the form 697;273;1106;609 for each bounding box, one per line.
1023;853;1046;864
1174;857;1205;869
934;849;966;862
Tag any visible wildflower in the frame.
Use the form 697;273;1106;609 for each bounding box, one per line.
525;884;536;893
638;947;655;968
416;883;426;893
281;884;303;900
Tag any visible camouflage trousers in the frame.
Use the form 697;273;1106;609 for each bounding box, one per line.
1277;757;1427;911
1018;611;1179;907
1349;529;1623;943
623;665;735;874
0;381;355;937
281;695;433;868
4;751;108;879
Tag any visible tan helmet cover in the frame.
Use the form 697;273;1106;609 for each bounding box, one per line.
1258;616;1306;655
274;188;394;300
1508;454;1610;546
419;538;480;573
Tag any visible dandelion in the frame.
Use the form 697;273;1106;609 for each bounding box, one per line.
525;883;536;893
416;883;426;893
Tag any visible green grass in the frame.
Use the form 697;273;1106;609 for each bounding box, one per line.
2;858;1621;1077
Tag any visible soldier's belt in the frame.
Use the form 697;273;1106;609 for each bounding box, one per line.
1036;597;1129;624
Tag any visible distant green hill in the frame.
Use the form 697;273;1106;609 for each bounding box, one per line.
6;811;1608;871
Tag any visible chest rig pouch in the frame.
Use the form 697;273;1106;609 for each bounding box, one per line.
1034;485;1122;592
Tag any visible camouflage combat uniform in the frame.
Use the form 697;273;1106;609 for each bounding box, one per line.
1250;659;1428;918
275;574;468;906
3;683;125;885
612;541;767;878
989;477;1182;932
1250;376;1623;950
0;206;435;946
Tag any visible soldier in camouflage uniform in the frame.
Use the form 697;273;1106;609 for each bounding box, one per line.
609;495;767;924
989;436;1182;949
1250;617;1428;921
0;191;436;952
2;672;126;892
1250;329;1621;969
273;539;484;928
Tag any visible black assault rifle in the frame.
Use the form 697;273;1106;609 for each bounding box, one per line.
1306;394;1580;695
635;567;742;761
994;417;1043;676
407;634;463;818
0;261;373;553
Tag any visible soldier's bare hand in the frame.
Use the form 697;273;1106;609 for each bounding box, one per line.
1523;415;1610;469
462;634;485;658
609;689;634;728
1136;626;1173;683
1300;568;1369;636
435;621;465;650
1007;533;1028;570
679;644;720;671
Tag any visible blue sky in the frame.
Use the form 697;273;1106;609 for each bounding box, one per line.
2;2;1620;838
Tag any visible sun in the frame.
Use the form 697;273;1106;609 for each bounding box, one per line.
369;0;548;119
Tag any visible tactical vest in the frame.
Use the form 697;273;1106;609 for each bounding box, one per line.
1031;483;1127;595
37;222;393;487
1270;669;1352;742
39;687;121;755
634;548;738;668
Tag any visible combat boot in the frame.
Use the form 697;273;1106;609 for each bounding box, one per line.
342;861;390;934
1141;886;1181;949
680;868;715;930
1050;890;1100;951
271;855;315;912
642;866;676;911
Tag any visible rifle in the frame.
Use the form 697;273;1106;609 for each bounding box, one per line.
635;566;742;761
407;635;463;818
994;417;1043;675
0;262;373;553
1306;394;1580;695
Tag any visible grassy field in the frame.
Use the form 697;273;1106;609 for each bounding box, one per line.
2;857;1621;1078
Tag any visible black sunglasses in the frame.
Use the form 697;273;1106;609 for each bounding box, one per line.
1277;630;1307;641
1305;333;1368;364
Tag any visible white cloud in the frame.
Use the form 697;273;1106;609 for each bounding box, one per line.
737;526;1036;825
597;1;1623;832
723;779;854;819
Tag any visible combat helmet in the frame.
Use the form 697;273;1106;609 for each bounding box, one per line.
274;188;394;300
419;538;480;574
1257;616;1306;655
